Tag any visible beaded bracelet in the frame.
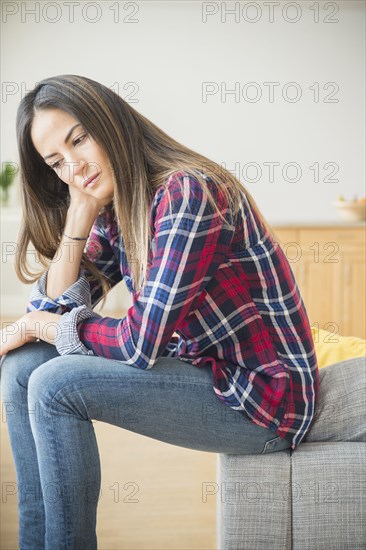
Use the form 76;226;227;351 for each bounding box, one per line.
63;233;89;241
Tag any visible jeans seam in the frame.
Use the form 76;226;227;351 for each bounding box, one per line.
49;377;211;408
52;400;70;550
29;395;69;549
260;435;282;454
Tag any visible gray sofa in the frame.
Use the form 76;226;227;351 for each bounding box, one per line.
216;357;366;550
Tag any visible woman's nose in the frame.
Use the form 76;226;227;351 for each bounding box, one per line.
69;157;87;180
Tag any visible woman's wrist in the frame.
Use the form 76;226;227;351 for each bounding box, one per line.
66;202;102;234
26;311;63;345
62;214;95;243
68;201;103;223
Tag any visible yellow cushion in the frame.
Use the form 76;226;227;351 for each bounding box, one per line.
311;326;366;369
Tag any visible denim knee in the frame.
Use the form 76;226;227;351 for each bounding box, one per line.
1;341;59;401
27;356;91;423
0;346;29;400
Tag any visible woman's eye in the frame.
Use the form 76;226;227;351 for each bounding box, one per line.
73;134;87;146
48;134;87;170
51;160;62;170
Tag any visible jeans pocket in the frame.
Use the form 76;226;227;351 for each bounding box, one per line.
260;435;290;454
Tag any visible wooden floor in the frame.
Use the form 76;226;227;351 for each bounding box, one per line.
1;416;218;549
0;314;218;549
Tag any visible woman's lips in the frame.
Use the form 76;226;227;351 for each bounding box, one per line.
83;173;100;189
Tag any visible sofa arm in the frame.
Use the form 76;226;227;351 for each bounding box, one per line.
292;442;366;550
216;450;292;550
216;442;366;550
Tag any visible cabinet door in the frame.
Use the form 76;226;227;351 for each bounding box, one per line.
271;228;302;285
296;251;343;334
341;254;366;339
331;229;366;339
272;228;342;330
298;228;365;339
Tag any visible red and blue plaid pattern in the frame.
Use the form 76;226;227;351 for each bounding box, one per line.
27;172;319;450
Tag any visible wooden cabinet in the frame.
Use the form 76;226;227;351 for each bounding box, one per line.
272;224;366;340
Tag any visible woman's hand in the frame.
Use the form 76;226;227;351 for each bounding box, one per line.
0;314;38;357
0;311;62;357
68;178;113;215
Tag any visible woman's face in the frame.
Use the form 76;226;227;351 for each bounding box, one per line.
31;108;114;201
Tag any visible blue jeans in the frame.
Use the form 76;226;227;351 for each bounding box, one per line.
0;340;291;550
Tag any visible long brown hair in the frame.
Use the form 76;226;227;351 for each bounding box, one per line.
15;74;278;308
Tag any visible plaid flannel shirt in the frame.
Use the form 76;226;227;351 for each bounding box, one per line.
27;171;319;450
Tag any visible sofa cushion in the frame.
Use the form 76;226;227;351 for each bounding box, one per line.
303;356;366;443
292;442;366;550
311;326;366;369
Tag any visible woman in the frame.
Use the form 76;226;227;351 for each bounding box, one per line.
0;74;319;549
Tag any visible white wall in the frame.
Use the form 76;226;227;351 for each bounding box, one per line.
1;1;365;316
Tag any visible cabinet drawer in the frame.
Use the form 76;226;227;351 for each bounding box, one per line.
271;229;298;246
298;228;366;249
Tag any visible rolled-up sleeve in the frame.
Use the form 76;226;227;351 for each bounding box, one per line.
54;304;100;355
26;270;92;315
25;209;123;356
